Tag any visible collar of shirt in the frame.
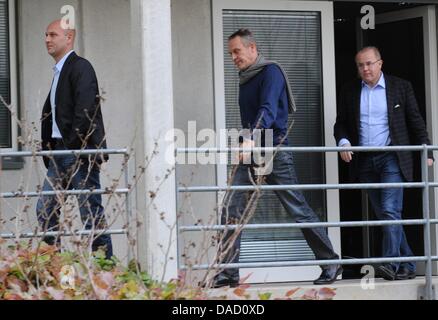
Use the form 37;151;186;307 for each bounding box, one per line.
362;73;386;90
53;50;74;74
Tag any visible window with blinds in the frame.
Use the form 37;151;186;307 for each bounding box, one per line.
0;0;11;148
223;10;326;263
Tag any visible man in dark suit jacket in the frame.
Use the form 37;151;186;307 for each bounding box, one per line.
334;46;433;281
37;20;112;259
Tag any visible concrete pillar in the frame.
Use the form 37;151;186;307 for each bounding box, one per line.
135;0;178;282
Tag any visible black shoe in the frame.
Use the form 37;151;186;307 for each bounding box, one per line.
212;274;239;288
395;268;416;280
313;265;343;285
377;264;396;281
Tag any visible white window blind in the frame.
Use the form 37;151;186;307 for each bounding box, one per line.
0;0;11;148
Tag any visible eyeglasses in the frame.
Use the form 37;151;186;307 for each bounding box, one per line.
357;59;381;69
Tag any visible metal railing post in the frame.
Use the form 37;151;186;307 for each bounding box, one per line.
175;149;180;271
124;152;132;263
422;145;434;300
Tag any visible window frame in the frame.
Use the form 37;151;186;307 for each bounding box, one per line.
1;0;23;170
0;0;17;153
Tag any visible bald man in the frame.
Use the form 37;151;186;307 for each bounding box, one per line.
37;20;113;259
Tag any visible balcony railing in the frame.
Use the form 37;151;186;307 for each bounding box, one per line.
0;149;133;260
177;145;438;300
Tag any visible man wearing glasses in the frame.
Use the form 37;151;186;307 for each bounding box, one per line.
334;46;433;281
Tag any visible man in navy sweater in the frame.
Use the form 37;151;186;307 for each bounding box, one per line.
213;29;341;288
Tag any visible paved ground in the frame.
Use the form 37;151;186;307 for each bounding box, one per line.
208;277;438;300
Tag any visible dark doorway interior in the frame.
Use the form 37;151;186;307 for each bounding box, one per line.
334;1;428;279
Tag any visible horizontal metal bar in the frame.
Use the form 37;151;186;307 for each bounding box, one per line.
0;189;130;199
0;229;127;240
177;145;438;154
0;149;128;158
179;182;424;193
179;219;438;232
181;256;438;271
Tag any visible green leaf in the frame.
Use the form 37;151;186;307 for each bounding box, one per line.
258;292;272;300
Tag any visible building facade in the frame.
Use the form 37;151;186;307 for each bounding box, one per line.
1;0;437;284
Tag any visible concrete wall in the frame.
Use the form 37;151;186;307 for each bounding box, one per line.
171;0;218;284
0;0;144;262
0;0;217;280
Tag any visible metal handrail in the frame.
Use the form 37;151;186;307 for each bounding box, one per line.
0;189;129;199
177;145;438;153
0;149;128;158
0;148;133;261
179;219;438;232
179;182;425;193
176;144;437;300
185;256;438;270
0;229;128;240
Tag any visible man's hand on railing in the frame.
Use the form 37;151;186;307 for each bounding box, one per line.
340;143;353;163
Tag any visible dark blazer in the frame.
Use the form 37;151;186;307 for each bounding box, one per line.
41;52;108;168
334;74;431;182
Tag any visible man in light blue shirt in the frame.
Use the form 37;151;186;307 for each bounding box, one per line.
334;46;433;281
359;74;390;147
338;72;391;149
50;49;74;139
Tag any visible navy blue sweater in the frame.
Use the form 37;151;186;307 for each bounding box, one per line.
239;64;289;146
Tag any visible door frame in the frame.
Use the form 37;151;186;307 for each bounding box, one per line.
212;0;340;283
375;5;438;275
